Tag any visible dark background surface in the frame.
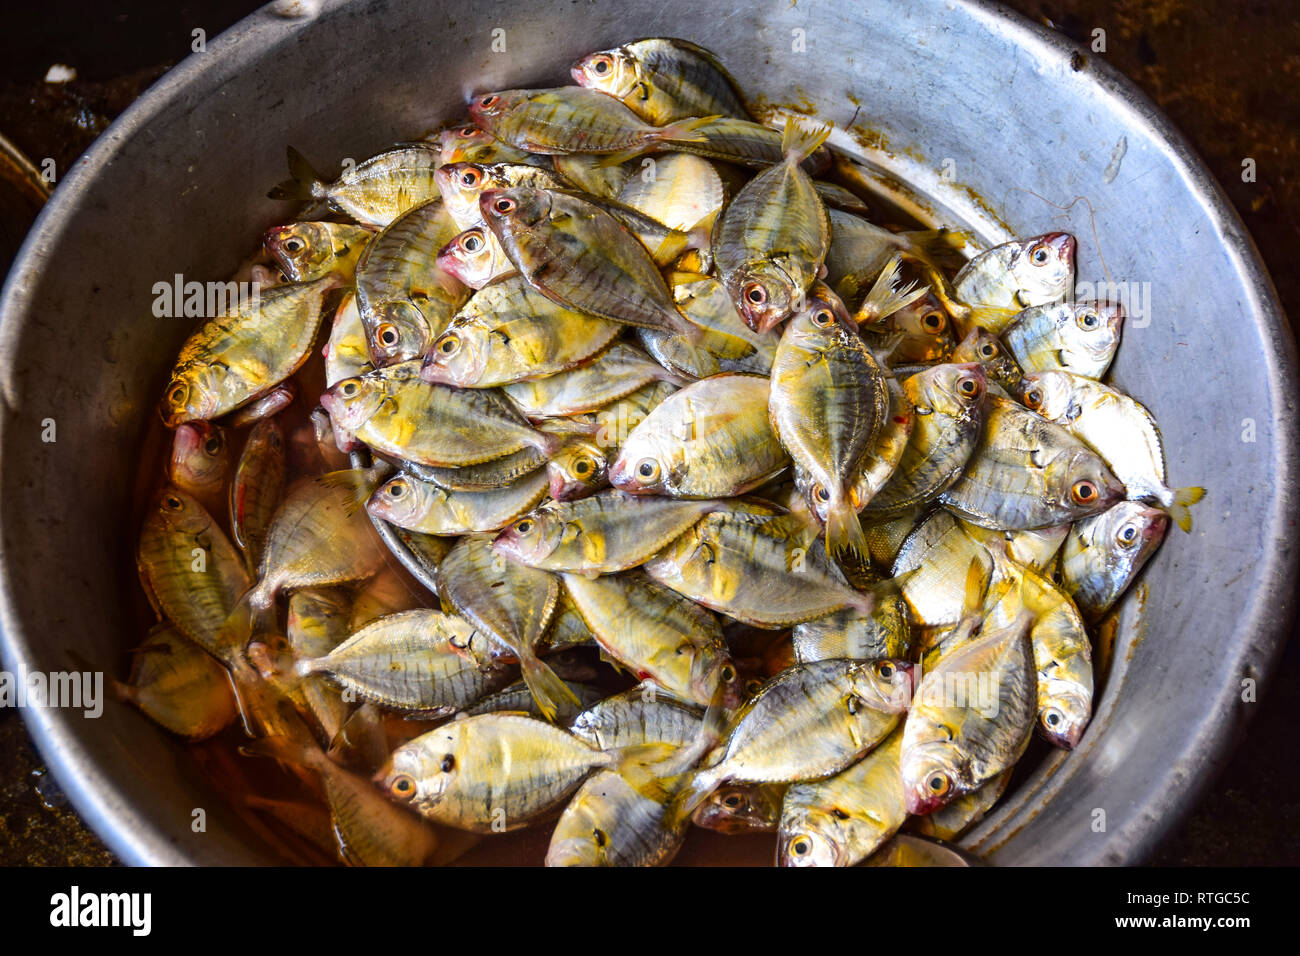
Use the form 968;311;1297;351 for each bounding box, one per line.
0;0;1295;865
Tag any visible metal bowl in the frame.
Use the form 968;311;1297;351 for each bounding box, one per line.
1;0;1295;865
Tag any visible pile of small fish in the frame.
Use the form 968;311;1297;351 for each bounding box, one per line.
132;37;1203;866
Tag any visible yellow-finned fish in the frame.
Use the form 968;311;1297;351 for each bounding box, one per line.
267;144;442;228
769;286;886;572
714;121;832;334
939;394;1126;531
263;221;372;283
1058;500;1168;623
1019;370;1204;531
610;374;788;499
378;713;621;831
112;624;236;740
1002;300;1123;380
469;87;716;158
161;275;340;427
354;198;468;366
562;570;737;708
778;729;906;867
420;276;620;388
571;37;751;125
437;534;577;721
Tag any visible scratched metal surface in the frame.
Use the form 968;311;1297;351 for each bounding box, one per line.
0;0;1295;865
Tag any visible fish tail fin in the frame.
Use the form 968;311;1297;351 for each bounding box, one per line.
912;261;977;334
963;556;988;619
854;254;928;326
684;312;756;362
601;116;718;168
825;492;874;592
211;589;259;662
900;228;973;273
673;767;723;824
1165;486;1206;533
240;727;324;778
316;466;387;516
964;304;1022;335
1017;568;1059;623
781;119;833;165
655;114;720;146
684;208;718;273
518;650;580;722
267;146;325;201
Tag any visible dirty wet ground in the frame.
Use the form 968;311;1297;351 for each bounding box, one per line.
0;0;1296;866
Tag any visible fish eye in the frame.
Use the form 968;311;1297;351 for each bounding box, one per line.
1077;309;1101;330
979;342;997;358
514;518;534;535
459;125;478;137
1042;708;1064;729
462;231;484;252
1118;523;1139;545
742;282;767;305
377;323;400;348
1071;479;1099;504
479;94;499;109
572;457;593;476
437;333;460;356
811;307;835;327
203;436;223;456
340;381;359;397
744;678;763;696
720;663;737;683
790;837;812;856
459;167;482;187
386;480;408;499
831;807;851;821
1023;388;1043;408
922;311;945;332
722;792;743;809
441;754;456;773
813;484;831;503
494;197;516;214
635;458;661;483
167;382;188;406
1030;242;1051;265
163;494;184;512
875;661;895;680
958;376;980;397
283;237;304;253
926;771;951;795
389;774;416;798
591;55;613;76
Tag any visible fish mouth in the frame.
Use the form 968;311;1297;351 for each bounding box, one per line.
490;528;525;563
606;456;642;493
432;165;457;200
172;422;203;460
434;241;468;283
1045;231;1077;264
904;786;950;816
1100;474;1128;507
548;471;587;502
1142;511;1170;542
418;353;451;385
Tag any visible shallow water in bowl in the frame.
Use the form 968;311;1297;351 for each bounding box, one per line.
120;134;1135;866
